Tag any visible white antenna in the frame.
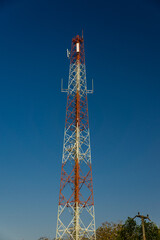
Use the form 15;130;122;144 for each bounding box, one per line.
67;49;70;59
87;79;94;94
61;78;68;93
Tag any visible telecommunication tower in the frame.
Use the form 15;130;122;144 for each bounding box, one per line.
56;34;96;240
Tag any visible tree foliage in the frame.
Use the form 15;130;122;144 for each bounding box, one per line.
39;218;160;240
96;221;122;240
119;217;160;240
118;217;139;239
38;238;51;240
96;217;160;240
143;221;160;240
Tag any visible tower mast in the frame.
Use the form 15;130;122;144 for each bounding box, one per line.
56;34;96;240
75;39;80;240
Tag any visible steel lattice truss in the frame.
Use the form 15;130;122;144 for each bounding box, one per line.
56;35;96;240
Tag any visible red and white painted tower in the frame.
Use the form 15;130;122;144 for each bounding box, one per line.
56;34;96;240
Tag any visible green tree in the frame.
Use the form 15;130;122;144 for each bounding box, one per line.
38;238;52;240
118;217;139;240
118;217;160;240
96;217;160;240
140;221;160;240
39;219;160;240
96;221;122;240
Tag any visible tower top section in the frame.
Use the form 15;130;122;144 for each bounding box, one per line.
70;35;85;65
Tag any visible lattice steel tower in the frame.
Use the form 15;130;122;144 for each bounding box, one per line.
56;34;96;240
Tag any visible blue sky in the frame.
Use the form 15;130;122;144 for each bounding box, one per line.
0;0;160;239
